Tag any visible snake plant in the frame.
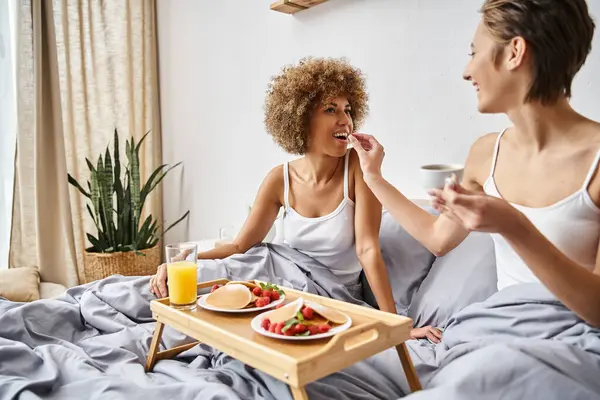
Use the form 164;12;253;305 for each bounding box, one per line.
68;129;189;254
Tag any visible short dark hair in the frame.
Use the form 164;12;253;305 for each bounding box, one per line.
481;0;595;105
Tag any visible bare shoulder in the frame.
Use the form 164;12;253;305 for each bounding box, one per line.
346;149;364;202
347;148;382;214
582;121;600;206
348;148;360;171
463;131;501;190
585;119;600;143
467;132;500;161
258;164;285;204
347;148;365;182
263;164;284;188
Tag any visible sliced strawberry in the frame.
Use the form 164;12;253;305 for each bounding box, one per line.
318;324;330;333
301;306;314;320
275;303;285;309
252;287;263;296
261;318;271;331
210;284;220;293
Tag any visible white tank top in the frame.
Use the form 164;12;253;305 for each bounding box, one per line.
483;128;600;291
280;151;362;285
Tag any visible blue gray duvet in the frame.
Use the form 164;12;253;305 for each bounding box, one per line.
1;244;599;400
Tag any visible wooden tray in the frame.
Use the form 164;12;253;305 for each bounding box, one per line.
146;279;422;399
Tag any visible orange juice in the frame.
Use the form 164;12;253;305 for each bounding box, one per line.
167;261;197;309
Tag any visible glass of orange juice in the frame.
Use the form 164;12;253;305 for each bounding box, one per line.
165;243;198;310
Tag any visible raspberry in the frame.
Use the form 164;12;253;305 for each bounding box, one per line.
252;287;262;296
255;297;271;308
261;318;271;330
318;324;330;333
308;325;320;335
269;323;277;333
301;307;314;320
275;303;285;309
275;322;285;335
262;289;273;298
295;324;307;334
270;291;280;301
284;325;296;336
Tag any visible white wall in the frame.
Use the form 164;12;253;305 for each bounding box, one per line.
157;0;600;243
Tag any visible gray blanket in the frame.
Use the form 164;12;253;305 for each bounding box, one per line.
403;283;600;400
1;244;600;400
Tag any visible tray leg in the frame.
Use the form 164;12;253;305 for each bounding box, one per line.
145;321;165;372
290;386;309;400
396;343;422;392
156;341;201;362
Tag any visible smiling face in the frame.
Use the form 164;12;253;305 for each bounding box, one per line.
306;95;353;157
462;21;529;114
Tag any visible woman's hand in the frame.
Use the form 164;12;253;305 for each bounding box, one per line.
149;264;168;298
148;248;195;298
428;177;522;235
348;133;385;181
411;326;443;343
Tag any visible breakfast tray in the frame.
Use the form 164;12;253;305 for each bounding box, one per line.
146;278;422;399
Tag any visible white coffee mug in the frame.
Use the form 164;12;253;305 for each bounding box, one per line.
420;164;464;190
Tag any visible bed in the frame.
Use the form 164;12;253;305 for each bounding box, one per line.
1;210;599;399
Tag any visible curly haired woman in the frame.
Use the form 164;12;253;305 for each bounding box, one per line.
149;57;436;338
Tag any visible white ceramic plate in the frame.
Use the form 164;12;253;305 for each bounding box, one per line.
250;312;352;341
196;294;285;313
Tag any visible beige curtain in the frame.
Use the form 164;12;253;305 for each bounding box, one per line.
10;0;162;287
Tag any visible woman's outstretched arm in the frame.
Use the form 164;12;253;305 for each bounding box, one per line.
348;133;473;256
196;167;283;260
150;167;282;297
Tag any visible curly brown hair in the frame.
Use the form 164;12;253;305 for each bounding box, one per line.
264;57;369;155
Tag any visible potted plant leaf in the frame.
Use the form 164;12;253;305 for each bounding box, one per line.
68;129;189;283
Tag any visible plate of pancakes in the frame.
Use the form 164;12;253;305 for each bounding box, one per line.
250;297;352;341
197;280;286;313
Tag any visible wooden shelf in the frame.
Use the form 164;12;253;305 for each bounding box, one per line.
270;0;330;14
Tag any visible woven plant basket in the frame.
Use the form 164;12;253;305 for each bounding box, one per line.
83;245;161;283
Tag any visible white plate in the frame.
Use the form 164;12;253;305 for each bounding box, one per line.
196;294;285;313
250;311;352;341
